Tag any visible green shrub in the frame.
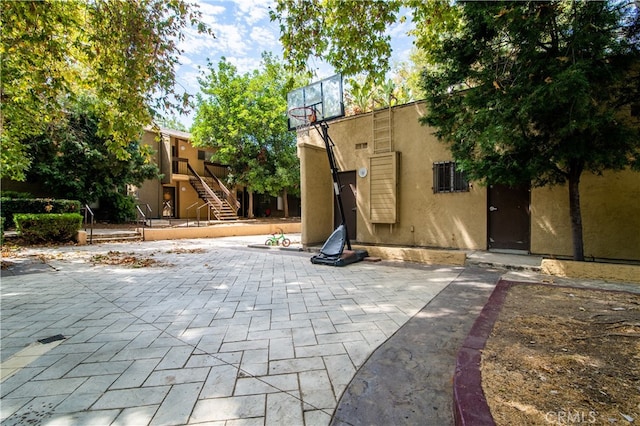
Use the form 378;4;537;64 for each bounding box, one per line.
0;198;81;229
0;191;32;199
14;213;83;244
100;192;136;223
0;217;4;245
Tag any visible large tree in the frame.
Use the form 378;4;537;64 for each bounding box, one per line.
270;0;457;84
26;95;159;209
272;0;640;261
191;54;300;217
1;0;211;181
420;1;640;260
270;0;403;85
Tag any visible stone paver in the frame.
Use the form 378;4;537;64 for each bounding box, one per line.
329;267;640;425
3;234;636;425
0;235;463;425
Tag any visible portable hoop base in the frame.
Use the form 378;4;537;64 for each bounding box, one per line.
310;225;368;267
311;249;369;267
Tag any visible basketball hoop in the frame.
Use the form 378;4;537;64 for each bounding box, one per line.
287;74;344;132
288;106;317;136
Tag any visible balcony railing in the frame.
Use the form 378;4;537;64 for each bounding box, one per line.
172;158;189;175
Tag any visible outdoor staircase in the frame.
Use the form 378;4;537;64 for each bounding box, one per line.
187;163;239;221
88;230;143;244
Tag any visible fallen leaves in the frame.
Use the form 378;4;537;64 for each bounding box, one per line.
90;251;167;268
164;248;206;254
482;284;640;425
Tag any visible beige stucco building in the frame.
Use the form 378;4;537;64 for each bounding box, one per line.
135;128;301;221
297;102;640;261
134;128;239;221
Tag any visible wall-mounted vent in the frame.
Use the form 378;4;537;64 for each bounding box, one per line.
370;152;400;224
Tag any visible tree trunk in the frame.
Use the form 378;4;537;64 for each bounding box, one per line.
248;190;254;219
283;188;289;218
568;171;585;261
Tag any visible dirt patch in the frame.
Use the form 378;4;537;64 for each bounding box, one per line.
481;284;640;425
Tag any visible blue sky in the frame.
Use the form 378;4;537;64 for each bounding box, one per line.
173;0;415;128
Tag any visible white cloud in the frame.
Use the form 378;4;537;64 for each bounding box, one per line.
388;19;411;39
179;0;282;69
179;55;194;66
250;26;278;50
233;0;273;25
195;2;226;26
225;56;263;74
175;66;203;94
212;23;249;56
178;24;217;56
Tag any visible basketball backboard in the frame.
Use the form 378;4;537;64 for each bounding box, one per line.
287;74;344;130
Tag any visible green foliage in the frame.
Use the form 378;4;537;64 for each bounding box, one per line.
191;53;300;198
273;0;640;260
1;0;213;181
271;0;403;84
25;95;160;204
271;0;461;86
345;75;415;115
421;1;640;186
393;54;427;102
0;191;32;199
409;0;464;64
100;193;137;224
0;217;4;245
420;1;640;260
14;213;83;244
1;198;81;230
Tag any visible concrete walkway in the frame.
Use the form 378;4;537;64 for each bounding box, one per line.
329;267;502;426
1;235;462;425
1;235;636;425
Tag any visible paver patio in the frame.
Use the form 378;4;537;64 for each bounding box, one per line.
1;236;466;425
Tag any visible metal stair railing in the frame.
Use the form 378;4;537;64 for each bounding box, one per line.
204;164;241;212
185;201;200;227
187;163;226;220
82;204;94;244
196;203;212;226
135;203;152;227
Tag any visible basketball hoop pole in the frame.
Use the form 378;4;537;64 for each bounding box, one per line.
287;74;354;254
314;121;352;251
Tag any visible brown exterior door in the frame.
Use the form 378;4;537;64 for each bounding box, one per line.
488;184;530;251
334;171;357;242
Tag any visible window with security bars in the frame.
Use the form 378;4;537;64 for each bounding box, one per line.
433;161;469;193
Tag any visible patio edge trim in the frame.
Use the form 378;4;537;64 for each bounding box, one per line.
452;279;516;426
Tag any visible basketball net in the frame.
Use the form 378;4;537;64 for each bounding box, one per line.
288;106;317;137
